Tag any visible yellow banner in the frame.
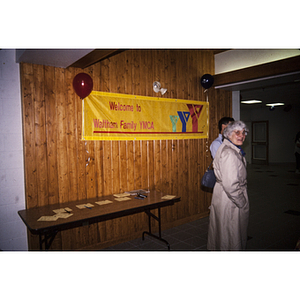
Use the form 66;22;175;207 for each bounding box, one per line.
83;91;209;141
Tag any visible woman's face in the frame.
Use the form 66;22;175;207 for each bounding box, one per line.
229;129;246;146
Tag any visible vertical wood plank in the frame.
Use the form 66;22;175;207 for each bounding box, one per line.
139;49;147;96
147;140;155;190
132;50;140;96
64;67;79;202
188;139;197;215
102;140;113;195
119;141;128;192
171;139;179;220
21;63;38;209
44;65;59;205
140;140;148;189
112;141;121;193
33;64;48;207
169;50;177;99
126;141;135;190
153;140;161;191
55;67;69;203
133;141;141;189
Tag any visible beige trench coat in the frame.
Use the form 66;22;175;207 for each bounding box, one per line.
207;138;249;250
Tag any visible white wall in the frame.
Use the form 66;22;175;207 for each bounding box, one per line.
215;49;300;74
241;105;300;163
0;49;27;250
232;91;240;121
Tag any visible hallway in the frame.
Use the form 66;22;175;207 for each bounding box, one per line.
102;163;300;251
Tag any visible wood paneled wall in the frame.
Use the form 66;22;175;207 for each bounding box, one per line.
20;49;232;250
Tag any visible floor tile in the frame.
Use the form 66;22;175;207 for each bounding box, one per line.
168;230;194;242
184;236;207;248
170;241;196;251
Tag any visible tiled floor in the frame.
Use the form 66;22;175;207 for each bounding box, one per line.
102;163;300;251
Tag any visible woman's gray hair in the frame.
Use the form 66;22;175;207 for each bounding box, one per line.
223;120;249;139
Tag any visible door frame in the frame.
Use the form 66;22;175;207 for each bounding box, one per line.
251;120;269;165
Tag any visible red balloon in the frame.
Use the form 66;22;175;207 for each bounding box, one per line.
73;73;93;98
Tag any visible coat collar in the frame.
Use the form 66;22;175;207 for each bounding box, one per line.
223;138;246;157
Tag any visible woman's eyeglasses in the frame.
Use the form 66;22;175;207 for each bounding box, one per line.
233;130;248;136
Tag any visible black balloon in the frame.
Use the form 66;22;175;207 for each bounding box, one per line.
201;74;214;89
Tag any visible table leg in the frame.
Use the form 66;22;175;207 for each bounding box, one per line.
39;231;58;250
39;234;43;250
142;208;170;250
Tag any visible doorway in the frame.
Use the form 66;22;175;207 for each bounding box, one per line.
252;121;269;165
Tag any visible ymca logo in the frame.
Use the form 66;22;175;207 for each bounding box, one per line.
170;104;203;133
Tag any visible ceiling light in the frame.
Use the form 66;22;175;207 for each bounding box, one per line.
266;103;285;107
241;100;262;104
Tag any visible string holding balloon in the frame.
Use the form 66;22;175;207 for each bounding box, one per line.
85;141;91;167
200;74;214;156
205;139;209;158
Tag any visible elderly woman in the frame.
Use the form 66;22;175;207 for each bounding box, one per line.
207;120;249;250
